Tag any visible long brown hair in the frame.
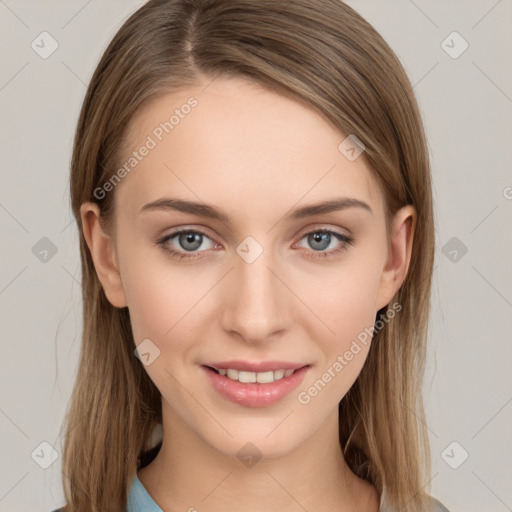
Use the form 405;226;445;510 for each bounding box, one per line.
62;1;435;510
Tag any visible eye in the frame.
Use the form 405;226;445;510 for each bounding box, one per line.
295;229;353;258
156;227;354;261
156;229;217;260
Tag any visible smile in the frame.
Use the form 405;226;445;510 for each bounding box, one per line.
210;367;296;383
201;364;310;407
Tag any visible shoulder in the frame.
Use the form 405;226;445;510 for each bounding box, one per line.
430;496;451;512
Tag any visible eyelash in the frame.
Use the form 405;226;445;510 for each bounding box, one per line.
156;228;354;261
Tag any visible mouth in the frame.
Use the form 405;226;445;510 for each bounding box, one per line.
201;363;310;408
203;359;308;373
204;365;305;383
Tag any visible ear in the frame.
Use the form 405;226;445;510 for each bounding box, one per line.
375;205;416;311
80;202;127;308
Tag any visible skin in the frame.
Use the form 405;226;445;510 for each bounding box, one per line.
81;76;415;512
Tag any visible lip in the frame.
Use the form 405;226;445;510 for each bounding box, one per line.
201;364;310;408
203;360;307;372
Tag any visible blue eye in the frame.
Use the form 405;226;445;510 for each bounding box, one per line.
156;229;215;260
156;228;353;261
295;229;353;258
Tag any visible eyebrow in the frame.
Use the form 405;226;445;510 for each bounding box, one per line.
140;196;372;222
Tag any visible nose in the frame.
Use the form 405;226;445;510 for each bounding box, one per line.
220;246;290;344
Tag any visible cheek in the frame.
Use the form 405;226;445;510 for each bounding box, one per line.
303;255;383;341
295;254;383;389
123;274;170;344
297;286;378;408
121;250;218;355
122;259;207;395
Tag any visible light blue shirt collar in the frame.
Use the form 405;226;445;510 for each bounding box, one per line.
126;472;436;512
127;473;162;512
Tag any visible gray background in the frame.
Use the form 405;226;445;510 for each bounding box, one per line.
1;1;511;511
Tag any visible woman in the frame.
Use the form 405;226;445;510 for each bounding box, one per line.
55;1;450;511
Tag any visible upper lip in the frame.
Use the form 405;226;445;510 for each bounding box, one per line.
203;360;309;372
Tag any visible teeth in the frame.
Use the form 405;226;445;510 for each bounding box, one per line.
239;371;257;383
226;369;239;380
216;368;298;383
274;369;285;380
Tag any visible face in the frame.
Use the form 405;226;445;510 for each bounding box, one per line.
83;76;413;461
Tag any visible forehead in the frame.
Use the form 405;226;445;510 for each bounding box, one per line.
114;76;384;224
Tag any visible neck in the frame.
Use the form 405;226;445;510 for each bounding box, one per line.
138;403;380;512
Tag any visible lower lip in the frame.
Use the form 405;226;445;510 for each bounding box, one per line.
201;365;310;408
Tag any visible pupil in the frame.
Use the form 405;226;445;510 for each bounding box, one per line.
181;232;201;251
310;232;329;250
